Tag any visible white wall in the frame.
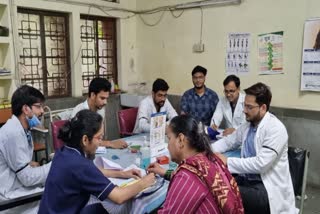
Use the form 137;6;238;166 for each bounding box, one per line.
10;0;138;97
135;0;320;111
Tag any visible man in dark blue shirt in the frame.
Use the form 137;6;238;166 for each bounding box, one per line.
180;65;219;126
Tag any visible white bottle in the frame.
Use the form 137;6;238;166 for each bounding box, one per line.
109;78;115;93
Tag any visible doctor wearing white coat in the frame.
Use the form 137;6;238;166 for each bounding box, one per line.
0;85;51;214
211;75;246;136
212;83;297;214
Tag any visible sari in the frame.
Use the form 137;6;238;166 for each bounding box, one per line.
160;153;244;213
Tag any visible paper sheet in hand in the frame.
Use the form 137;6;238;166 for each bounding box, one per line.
94;156;123;170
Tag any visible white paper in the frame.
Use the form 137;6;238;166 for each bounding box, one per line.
226;33;250;74
94;156;123;171
95;146;107;154
108;164;146;186
150;112;166;157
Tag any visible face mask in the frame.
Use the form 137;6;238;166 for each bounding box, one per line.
26;115;41;129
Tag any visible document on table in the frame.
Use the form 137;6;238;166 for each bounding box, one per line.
94;156;123;170
95;146;107;154
108;164;146;186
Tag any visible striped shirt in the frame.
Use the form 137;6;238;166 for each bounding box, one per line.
158;169;220;213
180;87;219;126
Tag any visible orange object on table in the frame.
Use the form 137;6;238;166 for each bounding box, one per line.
157;156;169;165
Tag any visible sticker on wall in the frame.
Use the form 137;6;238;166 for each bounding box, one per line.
258;31;284;75
301;18;320;91
226;33;250;75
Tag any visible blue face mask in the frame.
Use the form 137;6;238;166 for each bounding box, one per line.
26;115;41;129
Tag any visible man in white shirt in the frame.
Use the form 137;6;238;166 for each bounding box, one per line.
133;78;178;133
211;75;246;136
72;77;127;149
0;85;51;213
212;82;297;214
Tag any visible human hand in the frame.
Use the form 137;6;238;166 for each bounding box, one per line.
215;153;228;165
105;139;128;149
147;162;166;177
140;173;156;189
222;128;236;136
123;169;142;180
211;124;218;130
29;161;40;167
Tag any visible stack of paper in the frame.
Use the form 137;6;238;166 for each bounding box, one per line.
95;146;107;154
94;156;123;170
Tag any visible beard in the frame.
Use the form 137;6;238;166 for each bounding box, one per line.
194;84;204;90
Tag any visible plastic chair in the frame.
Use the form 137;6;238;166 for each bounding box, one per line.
117;107;138;137
51;119;68;151
288;146;310;214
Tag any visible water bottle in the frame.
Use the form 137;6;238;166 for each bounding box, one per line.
140;147;151;169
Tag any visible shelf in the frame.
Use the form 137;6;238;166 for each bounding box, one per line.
0;36;9;43
0;75;11;80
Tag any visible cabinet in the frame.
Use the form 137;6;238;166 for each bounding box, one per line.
0;0;15;101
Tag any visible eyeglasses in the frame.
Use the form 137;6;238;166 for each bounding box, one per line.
224;89;237;95
32;104;44;109
93;135;104;142
192;75;205;80
243;104;260;111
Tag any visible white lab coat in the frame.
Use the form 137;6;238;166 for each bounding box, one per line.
210;93;246;129
211;112;297;214
133;95;178;133
71;99;105;119
0;115;51;213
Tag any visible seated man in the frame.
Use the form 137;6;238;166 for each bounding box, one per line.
212;83;297;214
72;77;127;149
0;85;51;213
180;65;219;126
211;75;246;136
133;78;177;133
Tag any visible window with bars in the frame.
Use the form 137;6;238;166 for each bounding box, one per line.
18;9;71;97
80;15;117;90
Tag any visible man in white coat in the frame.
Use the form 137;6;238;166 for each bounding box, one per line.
211;75;246;136
133;78;177;133
72;77;127;149
0;85;51;213
212;82;297;214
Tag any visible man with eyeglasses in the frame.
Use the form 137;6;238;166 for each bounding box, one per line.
133;78;177;133
212;83;296;214
210;75;246;136
0;85;52;213
180;65;219;126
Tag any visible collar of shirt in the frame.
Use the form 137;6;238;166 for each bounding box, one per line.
192;86;209;97
64;145;84;157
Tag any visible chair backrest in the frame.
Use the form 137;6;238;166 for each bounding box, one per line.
117;107;138;137
51;120;68;150
288;146;310;213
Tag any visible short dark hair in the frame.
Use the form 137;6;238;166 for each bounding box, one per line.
88;77;111;97
223;75;240;88
244;82;272;111
192;65;207;76
152;78;169;93
58;109;103;151
11;85;45;117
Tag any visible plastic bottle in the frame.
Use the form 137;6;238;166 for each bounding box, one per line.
109;78;115;93
140;147;150;169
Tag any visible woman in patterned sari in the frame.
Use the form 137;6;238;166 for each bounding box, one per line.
147;115;244;213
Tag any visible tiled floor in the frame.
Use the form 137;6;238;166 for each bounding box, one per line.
299;185;320;214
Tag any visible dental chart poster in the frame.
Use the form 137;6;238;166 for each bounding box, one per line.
226;33;251;74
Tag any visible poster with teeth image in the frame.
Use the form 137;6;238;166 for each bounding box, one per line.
150;112;166;157
226;33;250;74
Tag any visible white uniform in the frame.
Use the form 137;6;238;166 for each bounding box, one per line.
211;93;246;129
133;96;178;133
0;115;51;213
71;99;105;119
211;112;297;214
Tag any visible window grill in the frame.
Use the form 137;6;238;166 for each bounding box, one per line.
18;9;71;97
